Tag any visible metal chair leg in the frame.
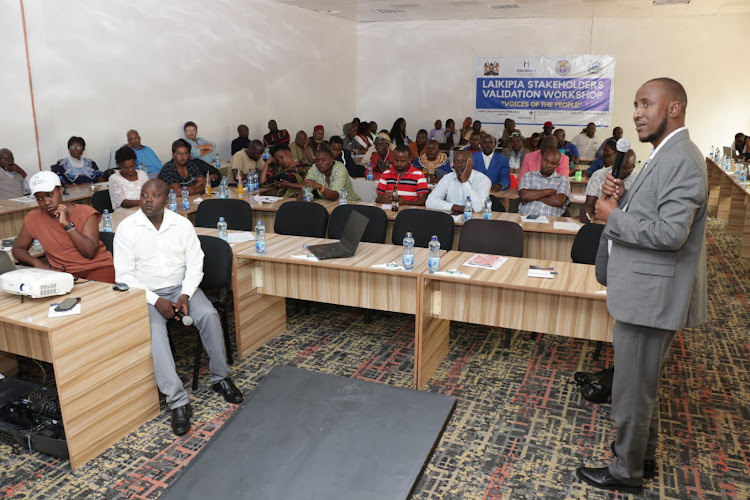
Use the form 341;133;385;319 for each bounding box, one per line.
192;332;202;391
504;329;512;348
593;341;603;361
218;305;233;364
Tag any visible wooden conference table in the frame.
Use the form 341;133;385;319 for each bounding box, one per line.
214;232;609;390
705;157;750;257
0;281;159;469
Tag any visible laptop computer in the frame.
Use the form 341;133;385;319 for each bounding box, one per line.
0;251;17;275
307;210;369;260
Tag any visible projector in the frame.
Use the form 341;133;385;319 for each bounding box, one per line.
0;269;74;298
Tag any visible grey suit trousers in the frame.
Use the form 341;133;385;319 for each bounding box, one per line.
147;285;231;410
609;320;676;486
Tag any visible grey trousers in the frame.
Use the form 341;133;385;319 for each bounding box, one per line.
608;320;676;486
147;285;231;410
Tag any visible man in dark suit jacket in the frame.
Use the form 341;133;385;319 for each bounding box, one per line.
471;134;510;192
576;78;708;493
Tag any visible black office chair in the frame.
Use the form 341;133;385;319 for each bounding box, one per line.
169;235;235;390
458;219;524;347
571;222;607;360
458;219;523;257
99;231;115;255
508;197;521;214
489;196;506;213
328;205;387;243
92;190;114;214
391;210;454;249
195;199;253;231
274;201;329;238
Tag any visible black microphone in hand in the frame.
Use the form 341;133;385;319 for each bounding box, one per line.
611;138;631;179
175;310;194;326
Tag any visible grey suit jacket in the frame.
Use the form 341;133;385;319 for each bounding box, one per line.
595;128;707;331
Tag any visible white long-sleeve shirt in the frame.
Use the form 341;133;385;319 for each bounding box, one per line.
425;170;491;212
113;208;204;305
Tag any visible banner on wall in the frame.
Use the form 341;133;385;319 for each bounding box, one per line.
475;55;615;128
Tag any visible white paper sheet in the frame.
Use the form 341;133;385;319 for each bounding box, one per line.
570;193;586;203
254;195;283;203
527;269;555;279
553;221;582;232
431;270;470;278
48;303;81;318
227;232;255;243
371;262;406;271
289;254;319;261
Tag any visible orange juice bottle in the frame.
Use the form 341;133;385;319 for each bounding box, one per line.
205;182;212;196
237;174;244;196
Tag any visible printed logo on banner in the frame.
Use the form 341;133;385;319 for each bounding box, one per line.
517;60;535;75
483;61;499;76
555;60;571;76
589;61;602;74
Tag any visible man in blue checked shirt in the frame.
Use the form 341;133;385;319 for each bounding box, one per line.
518;147;570;217
127;130;162;179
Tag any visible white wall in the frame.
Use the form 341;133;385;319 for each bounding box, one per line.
356;15;750;161
3;0;356;171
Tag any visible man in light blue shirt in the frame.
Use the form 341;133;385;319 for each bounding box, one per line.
127;129;162;179
184;121;217;163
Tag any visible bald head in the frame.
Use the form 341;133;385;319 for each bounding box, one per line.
143;178;168;196
646;77;687;114
127;129;142;149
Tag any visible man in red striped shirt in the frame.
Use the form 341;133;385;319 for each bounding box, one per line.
375;145;429;206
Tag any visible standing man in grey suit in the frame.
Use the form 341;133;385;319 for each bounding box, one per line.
576;78;708;493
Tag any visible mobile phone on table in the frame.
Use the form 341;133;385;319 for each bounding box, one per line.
54;297;81;312
526;214;539;220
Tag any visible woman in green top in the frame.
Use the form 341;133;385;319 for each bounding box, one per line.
300;147;361;202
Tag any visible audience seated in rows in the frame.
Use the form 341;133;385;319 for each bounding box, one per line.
183;121;217;163
518;148;570;218
109;146;148;211
53;136;106;185
376;145;429;206
426;150;490;212
12;171;115;282
0;148;29;199
127;130;162;179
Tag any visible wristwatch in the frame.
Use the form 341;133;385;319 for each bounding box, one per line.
64;222;75;232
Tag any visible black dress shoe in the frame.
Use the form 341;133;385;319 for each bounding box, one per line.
212;378;243;404
576;466;643;493
610;441;657;480
171;403;193;436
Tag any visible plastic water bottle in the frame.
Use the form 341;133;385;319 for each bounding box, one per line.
428;236;440;274
449;148;454;167
709;145;714;160
391;187;399;212
252;169;259;191
339;189;348;205
219;178;228;199
366;164;374;181
262;147;270;161
303;186;313;202
255;220;266;254
740;165;747;184
215;154;221;172
217;216;228;242
102;209;113;232
402;232;415;271
181;186;190;211
483;197;492;220
168;189;177;211
464;196;472;221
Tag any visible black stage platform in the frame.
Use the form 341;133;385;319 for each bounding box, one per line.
162;366;456;500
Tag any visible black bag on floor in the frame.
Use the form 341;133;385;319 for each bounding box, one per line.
573;367;614;404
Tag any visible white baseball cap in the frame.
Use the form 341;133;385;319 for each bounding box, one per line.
29;171;62;195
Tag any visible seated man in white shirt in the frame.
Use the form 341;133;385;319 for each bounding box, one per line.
579;149;637;223
571;122;602;159
426;149;491;213
518;148;570;217
0;148;30;199
113;179;243;436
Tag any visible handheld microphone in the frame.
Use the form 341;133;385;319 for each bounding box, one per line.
611;138;631;179
175;310;194;326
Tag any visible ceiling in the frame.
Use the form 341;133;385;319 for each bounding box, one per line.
271;0;750;22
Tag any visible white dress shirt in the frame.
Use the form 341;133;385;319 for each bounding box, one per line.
113;208;204;305
425;170;491;212
571;133;602;159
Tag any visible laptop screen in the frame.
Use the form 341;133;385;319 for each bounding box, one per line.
339;211;369;251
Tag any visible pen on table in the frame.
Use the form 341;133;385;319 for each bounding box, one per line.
585;211;592;222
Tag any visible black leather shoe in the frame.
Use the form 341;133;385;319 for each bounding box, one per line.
611;441;657;480
576;466;643;493
212;378;243;404
171;403;193;436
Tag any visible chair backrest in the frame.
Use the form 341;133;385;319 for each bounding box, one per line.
508;197;521;214
391;209;454;250
570;223;605;264
195;199;253;231
92;190;114;214
99;231;115;255
490;196;506;212
457;219;524;257
328;205;388;243
197;235;233;290
274;201;329;238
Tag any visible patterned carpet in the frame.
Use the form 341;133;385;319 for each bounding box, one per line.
0;215;748;499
